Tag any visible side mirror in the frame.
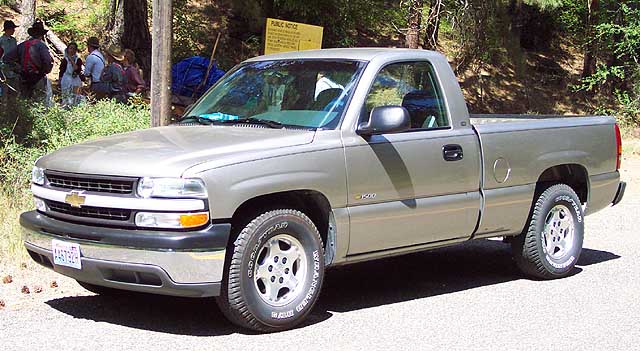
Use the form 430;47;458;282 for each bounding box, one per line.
357;106;411;136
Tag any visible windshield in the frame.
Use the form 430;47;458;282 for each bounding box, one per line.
186;60;366;129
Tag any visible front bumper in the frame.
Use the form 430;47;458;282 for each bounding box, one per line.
20;211;230;297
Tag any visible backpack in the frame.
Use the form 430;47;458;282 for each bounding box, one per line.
20;39;45;87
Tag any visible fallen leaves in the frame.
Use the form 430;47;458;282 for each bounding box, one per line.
50;281;58;288
21;285;30;294
2;275;12;284
0;299;5;309
33;285;43;294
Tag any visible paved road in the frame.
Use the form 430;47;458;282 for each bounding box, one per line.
2;173;638;350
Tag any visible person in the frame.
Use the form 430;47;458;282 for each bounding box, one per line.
0;20;19;102
4;20;53;99
315;71;343;99
58;42;84;106
0;20;18;61
122;49;145;95
83;36;105;90
91;45;126;103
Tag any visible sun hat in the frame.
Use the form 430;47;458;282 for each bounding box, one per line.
3;20;18;31
105;45;125;62
27;20;47;37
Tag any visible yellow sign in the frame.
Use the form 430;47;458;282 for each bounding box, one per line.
264;18;323;55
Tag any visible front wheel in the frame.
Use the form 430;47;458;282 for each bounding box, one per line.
216;209;325;332
512;184;584;279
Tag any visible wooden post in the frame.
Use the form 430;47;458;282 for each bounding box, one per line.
151;0;172;127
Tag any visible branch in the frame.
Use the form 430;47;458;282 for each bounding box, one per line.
45;27;67;54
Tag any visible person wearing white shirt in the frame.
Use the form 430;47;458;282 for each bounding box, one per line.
315;72;343;99
83;37;105;87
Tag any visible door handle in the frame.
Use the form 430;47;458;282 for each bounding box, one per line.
443;144;464;161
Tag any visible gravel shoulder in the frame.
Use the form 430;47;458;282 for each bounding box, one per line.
1;158;638;350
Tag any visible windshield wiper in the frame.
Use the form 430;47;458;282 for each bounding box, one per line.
178;116;216;125
179;116;288;129
232;118;284;129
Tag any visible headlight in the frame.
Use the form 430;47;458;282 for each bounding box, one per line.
32;166;45;185
137;177;208;198
135;212;210;229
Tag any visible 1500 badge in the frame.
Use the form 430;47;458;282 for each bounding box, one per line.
355;193;377;200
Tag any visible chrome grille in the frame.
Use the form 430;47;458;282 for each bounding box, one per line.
45;172;135;194
45;200;131;221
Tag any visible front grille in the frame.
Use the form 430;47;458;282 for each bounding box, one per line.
45;200;131;221
45;172;135;194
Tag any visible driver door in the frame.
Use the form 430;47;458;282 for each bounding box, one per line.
345;60;481;255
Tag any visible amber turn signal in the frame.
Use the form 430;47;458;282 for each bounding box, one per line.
179;213;210;228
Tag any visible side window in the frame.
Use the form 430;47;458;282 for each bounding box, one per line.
364;61;449;130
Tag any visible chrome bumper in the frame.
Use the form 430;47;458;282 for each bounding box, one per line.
21;212;229;297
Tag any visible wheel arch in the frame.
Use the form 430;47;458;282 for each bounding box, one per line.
229;189;333;254
535;163;589;204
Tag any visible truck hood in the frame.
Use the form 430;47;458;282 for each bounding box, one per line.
38;126;316;177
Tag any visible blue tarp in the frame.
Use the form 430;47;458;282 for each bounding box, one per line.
171;56;225;98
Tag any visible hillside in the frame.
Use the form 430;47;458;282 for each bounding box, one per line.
0;1;624;116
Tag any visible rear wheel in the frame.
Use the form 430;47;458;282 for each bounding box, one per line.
216;209;325;332
512;184;584;279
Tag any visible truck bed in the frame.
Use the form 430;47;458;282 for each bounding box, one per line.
468;113;619;238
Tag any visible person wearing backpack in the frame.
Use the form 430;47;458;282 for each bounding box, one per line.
84;36;105;90
3;20;53;99
91;45;126;103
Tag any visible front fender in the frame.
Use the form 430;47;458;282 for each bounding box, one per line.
193;148;347;219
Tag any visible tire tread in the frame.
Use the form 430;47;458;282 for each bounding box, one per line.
512;184;581;279
216;209;323;332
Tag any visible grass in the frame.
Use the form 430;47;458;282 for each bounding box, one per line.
0;193;31;264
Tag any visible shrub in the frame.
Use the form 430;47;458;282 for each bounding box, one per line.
0;100;150;259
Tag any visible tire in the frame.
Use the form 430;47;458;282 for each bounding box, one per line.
76;281;124;296
512;184;584;279
216;209;325;332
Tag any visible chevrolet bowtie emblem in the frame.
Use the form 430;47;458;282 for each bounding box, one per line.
65;190;86;208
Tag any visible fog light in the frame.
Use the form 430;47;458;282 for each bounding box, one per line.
34;198;46;212
135;212;209;229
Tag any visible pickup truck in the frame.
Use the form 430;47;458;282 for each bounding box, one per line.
21;48;626;332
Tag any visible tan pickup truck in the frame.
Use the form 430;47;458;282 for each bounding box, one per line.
21;48;625;331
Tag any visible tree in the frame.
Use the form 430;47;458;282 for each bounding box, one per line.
582;0;599;77
15;0;36;42
104;0;152;79
424;0;443;50
123;0;152;79
104;0;125;47
406;0;423;49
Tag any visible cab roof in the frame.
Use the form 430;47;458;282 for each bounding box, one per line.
245;48;444;62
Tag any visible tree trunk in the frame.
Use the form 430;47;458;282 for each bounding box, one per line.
424;0;443;50
15;0;36;42
582;0;599;78
406;0;423;49
123;0;152;80
104;0;125;47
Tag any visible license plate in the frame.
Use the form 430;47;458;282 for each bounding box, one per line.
52;239;82;270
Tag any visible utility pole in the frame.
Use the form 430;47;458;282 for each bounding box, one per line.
151;0;172;127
